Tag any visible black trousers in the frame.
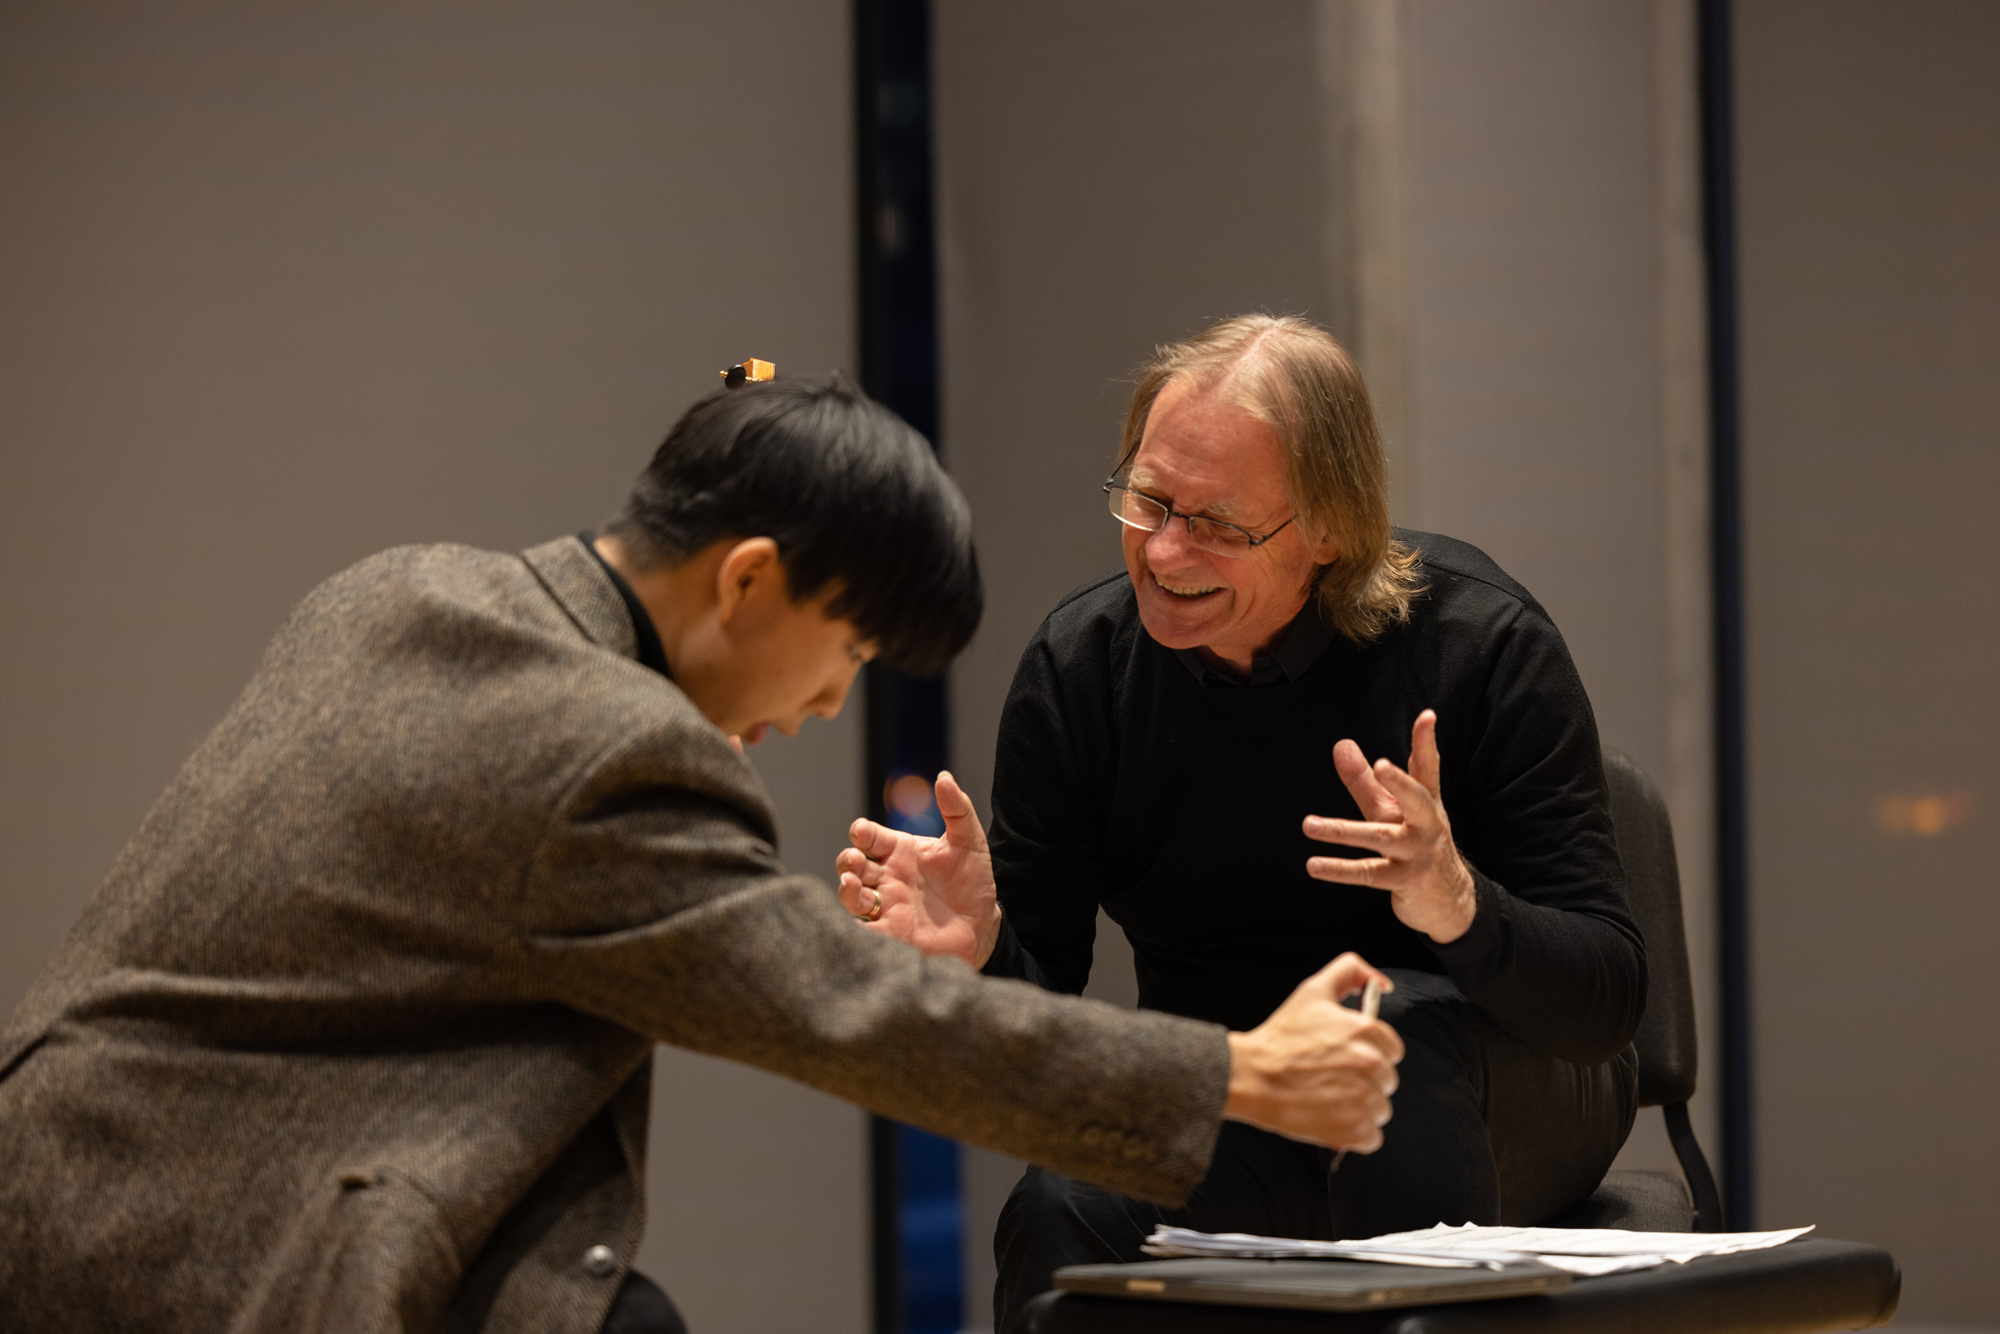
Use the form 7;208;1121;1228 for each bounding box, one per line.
992;971;1638;1333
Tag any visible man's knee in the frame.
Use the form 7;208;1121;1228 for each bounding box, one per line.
601;1271;686;1334
1373;969;1485;1072
994;1167;1152;1334
998;1164;1086;1235
996;1164;1144;1266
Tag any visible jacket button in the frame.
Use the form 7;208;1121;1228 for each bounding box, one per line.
1123;1137;1147;1160
583;1245;619;1278
1079;1125;1103;1148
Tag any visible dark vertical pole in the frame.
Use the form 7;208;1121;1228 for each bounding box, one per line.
1698;0;1752;1231
867;1114;903;1334
856;3;958;1332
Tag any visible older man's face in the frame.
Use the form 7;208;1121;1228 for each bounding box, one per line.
1122;379;1333;672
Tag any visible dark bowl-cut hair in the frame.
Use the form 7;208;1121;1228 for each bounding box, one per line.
603;374;981;676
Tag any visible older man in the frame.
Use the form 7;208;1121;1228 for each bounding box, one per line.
838;316;1646;1331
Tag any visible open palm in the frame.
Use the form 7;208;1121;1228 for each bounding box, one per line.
835;771;1001;968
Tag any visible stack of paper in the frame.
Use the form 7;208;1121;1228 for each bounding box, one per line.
1143;1222;1815;1277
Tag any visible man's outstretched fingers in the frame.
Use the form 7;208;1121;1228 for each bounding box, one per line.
1333;739;1401;822
836;870;874;918
1372;759;1442;831
847;816;900;860
933;771;988;849
1306;853;1398;889
835;846;881;885
1302;815;1400;851
1408;709;1443;798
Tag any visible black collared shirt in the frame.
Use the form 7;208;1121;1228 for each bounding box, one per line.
580;533;672;678
1171;601;1338;688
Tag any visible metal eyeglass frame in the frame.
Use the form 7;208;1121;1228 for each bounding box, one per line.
1103;477;1295;558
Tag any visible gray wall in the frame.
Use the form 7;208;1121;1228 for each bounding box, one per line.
1392;0;1718;1184
1735;1;2000;1321
0;5;866;1331
936;2;1707;1324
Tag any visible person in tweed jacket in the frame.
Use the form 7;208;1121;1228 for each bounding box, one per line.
0;375;1402;1334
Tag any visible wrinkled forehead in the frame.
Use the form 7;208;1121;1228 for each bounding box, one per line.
1126;384;1290;519
1125;458;1247;521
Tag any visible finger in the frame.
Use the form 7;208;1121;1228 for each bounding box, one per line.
1318;951;1396;1002
835;848;883;887
1352;1016;1406;1066
1334;739;1401;822
1306;854;1398;888
1368;1061;1401;1097
836;870;874;916
729;734;745;755
1302;815;1405;853
1408;709;1442;800
1371;758;1444;834
848;817;900;859
933;771;990;853
1346;1102;1389;1152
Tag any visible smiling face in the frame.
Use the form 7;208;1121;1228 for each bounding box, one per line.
1121;378;1333;672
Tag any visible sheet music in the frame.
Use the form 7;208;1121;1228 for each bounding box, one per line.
1143;1222;1815;1277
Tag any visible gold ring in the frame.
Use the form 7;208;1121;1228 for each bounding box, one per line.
860;888;883;923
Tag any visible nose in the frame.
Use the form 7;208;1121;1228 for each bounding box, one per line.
1143;519;1201;569
814;665;859;720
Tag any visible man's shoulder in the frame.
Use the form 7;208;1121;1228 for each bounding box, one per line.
315;541;538;604
291;542;526;630
273;539;769;845
302;540;618;651
1050;567;1136;618
1397;528;1548;623
1030;568;1141;658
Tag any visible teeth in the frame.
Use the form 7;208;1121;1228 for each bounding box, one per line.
1158;578;1220;597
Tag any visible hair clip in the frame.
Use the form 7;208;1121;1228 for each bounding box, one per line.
720;358;776;389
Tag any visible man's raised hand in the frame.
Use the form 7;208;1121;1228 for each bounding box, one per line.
1224;953;1403;1150
1301;709;1478;945
835;771;1004;968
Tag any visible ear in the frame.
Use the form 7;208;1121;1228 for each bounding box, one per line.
713;537;784;626
1305;522;1339;567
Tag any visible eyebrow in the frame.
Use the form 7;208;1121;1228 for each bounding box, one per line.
1126;469;1246;521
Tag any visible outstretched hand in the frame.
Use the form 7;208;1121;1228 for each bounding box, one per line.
836;771;1004;968
1302;709;1478;944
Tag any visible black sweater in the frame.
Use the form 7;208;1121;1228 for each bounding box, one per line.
980;530;1645;1065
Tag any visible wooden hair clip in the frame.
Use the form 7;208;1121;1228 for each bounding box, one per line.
720;358;776;389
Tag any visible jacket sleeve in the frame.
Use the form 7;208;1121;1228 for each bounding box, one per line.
517;715;1228;1208
1428;594;1648;1065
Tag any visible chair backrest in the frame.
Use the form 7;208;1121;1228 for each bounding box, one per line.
1601;746;1699;1108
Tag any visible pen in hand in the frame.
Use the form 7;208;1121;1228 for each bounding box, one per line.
1328;974;1383;1174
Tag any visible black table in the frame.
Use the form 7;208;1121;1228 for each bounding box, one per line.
1022;1239;1899;1334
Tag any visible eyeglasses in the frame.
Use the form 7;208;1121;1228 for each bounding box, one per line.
1104;478;1295;559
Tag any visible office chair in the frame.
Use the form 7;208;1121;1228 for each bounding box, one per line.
1019;748;1902;1334
1543;746;1724;1233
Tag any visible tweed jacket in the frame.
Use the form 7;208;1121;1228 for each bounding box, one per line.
0;537;1231;1334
